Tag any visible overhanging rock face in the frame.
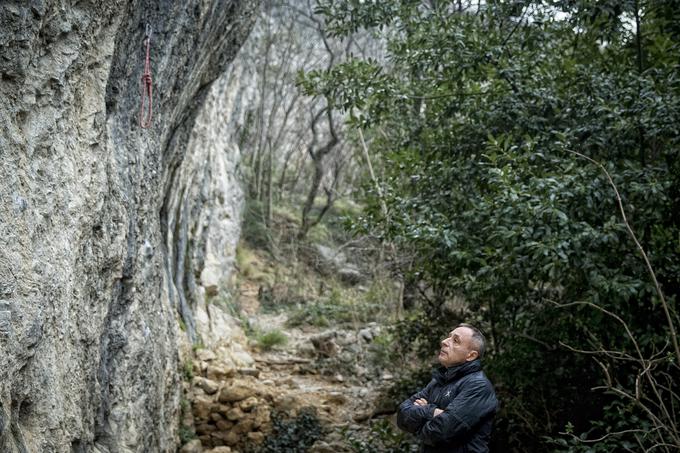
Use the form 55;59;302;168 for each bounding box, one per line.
0;1;257;451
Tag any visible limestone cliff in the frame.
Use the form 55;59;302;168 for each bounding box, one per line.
0;1;256;451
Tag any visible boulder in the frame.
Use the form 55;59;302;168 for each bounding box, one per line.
179;439;203;453
358;328;373;342
239;396;259;412
196;349;218;362
247;431;265;444
251;406;271;428
206;447;233;453
311;331;340;357
193;396;216;421
216;419;235;431
232;418;255;434
196;423;217;434
237;367;260;377
324;392;348;405
208;363;237;381
314;244;347;270
195;377;220;395
338;266;364;285
218;384;252;403
222;431;241;446
198;435;213;448
225;406;244;421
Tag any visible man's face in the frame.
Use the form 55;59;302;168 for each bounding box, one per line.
438;326;478;368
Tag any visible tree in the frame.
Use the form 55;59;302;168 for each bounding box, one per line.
304;0;680;450
239;0;383;240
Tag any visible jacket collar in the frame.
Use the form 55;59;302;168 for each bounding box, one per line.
434;359;481;384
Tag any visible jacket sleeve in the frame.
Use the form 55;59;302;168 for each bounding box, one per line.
396;380;438;433
417;378;497;445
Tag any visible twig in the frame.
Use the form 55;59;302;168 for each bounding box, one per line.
551;300;645;363
560;428;655;444
553;298;680;444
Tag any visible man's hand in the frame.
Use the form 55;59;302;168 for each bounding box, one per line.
415;399;443;417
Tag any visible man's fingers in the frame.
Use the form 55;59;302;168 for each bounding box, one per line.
414;398;428;406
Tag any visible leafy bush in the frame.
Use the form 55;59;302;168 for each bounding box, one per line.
258;409;324;452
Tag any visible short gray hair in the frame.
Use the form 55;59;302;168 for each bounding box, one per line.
457;323;487;359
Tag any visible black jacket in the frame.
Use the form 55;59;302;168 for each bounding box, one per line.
397;360;498;453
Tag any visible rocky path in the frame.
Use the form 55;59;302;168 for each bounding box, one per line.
248;312;385;450
179;291;387;453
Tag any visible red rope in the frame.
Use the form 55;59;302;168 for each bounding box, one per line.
140;32;153;129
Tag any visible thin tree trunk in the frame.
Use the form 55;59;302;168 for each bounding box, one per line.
288;147;308;199
278;133;304;196
634;0;646;167
265;139;273;227
253;145;263;200
299;158;325;238
299;107;338;239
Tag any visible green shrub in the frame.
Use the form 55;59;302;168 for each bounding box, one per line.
256;329;288;351
181;360;194;381
178;426;196;444
180;397;190;414
258;409;324;452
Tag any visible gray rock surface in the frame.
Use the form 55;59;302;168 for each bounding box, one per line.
0;1;257;451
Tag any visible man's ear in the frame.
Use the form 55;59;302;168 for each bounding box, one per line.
466;350;479;361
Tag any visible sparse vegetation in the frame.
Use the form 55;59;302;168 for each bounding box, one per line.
256;329;288;351
181;360;194;381
178;425;196;445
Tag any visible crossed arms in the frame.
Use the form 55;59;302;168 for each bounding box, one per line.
396;378;497;445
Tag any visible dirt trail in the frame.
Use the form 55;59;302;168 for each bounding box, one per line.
181;277;392;453
247;310;378;428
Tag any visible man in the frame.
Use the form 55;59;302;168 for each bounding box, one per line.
397;323;498;452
